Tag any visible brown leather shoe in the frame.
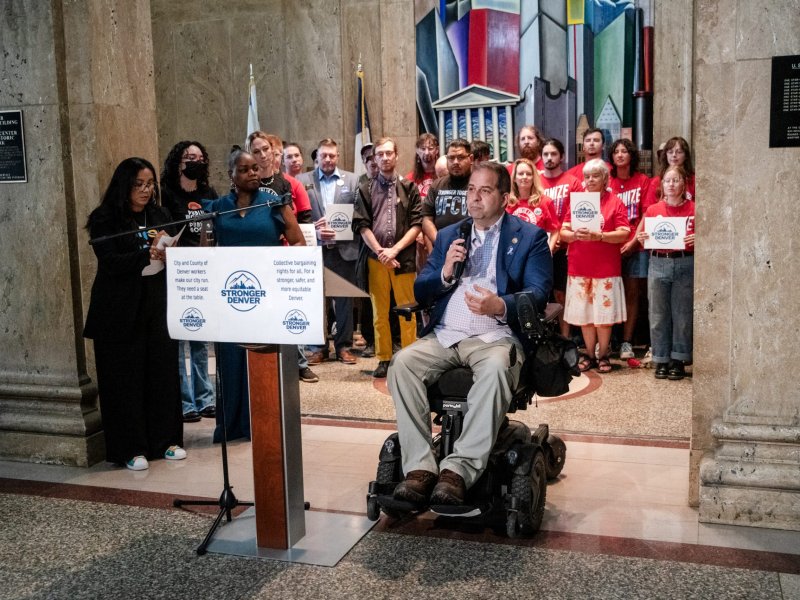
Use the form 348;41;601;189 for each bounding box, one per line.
306;351;328;365
393;470;438;503
337;349;357;364
430;469;466;505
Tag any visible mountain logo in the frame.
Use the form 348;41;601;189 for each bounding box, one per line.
283;309;310;334
221;270;265;312
179;307;206;331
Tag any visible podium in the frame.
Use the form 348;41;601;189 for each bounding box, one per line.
166;247;373;566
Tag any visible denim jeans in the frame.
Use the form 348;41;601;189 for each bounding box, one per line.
179;340;215;414
648;255;694;364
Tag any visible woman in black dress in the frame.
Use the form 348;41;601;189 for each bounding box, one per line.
84;157;185;471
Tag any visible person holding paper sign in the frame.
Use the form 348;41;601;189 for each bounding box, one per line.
298;138;360;365
635;165;695;381
161;140;218;423
201;147;305;443
84;157;186;471
560;159;631;373
646;136;696;206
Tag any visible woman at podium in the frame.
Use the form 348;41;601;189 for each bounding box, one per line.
202;147;305;442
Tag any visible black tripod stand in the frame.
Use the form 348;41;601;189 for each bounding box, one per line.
173;342;253;556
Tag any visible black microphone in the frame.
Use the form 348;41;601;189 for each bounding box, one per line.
452;219;472;281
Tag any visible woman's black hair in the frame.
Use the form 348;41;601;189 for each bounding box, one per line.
86;157;159;229
227;145;251;174
609;138;640;178
160;140;211;194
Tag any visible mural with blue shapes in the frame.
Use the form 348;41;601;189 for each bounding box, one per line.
415;0;654;171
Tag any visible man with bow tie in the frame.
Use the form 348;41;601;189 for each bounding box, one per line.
388;161;553;506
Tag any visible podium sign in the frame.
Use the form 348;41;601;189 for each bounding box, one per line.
166;246;324;345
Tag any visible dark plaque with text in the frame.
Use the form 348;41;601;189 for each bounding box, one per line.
0;110;27;183
770;55;800;148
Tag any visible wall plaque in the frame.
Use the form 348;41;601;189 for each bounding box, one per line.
770;55;800;148
0;110;27;183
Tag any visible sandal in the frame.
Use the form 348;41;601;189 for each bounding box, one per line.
578;353;596;372
597;356;613;373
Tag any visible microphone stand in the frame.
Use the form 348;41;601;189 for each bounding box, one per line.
88;192;291;245
173;341;253;556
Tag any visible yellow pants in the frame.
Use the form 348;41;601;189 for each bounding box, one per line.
367;257;417;361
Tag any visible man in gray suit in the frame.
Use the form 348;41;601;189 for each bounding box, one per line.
298;138;360;365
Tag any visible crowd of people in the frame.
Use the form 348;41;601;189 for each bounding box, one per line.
83;125;695;474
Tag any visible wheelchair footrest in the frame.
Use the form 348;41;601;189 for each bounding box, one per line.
376;495;425;514
430;504;483;518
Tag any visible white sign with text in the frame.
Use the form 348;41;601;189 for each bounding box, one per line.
166;246;324;344
644;216;688;250
324;204;354;241
569;192;601;231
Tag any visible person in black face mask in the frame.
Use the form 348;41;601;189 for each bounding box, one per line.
161;141;218;424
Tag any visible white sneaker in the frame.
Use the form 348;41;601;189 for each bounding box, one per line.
642;346;653;367
620;342;634;359
164;445;187;460
126;456;149;471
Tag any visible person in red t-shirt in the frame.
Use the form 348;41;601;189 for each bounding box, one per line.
635;165;695;381
506;158;559;253
407;133;440;271
406;133;439;199
540;138;583;336
566;128;611;182
560;159;631;373
507;124;545;173
646;136;696;206
609;138;652;359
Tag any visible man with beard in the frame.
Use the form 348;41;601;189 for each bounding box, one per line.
511;125;545;172
421;138;473;245
353;137;422;378
539;138;582;337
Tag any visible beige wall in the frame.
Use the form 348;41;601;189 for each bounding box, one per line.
0;0;159;465
151;0;417;189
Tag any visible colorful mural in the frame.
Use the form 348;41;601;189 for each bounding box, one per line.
414;0;655;171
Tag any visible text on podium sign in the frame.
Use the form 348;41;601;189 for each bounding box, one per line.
166;246;325;345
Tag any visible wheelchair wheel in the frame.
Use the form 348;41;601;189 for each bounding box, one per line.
543;435;566;480
510;450;547;535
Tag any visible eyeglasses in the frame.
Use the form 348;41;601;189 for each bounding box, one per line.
133;180;155;191
466;185;497;197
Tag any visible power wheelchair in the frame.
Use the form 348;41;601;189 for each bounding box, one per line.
366;293;571;538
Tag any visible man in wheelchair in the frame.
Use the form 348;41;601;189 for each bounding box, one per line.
387;161;552;507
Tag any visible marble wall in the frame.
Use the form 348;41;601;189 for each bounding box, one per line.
151;0;417;190
0;0;159;465
692;0;800;529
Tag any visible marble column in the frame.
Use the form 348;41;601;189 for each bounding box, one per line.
652;0;694;145
0;0;159;466
693;0;800;530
